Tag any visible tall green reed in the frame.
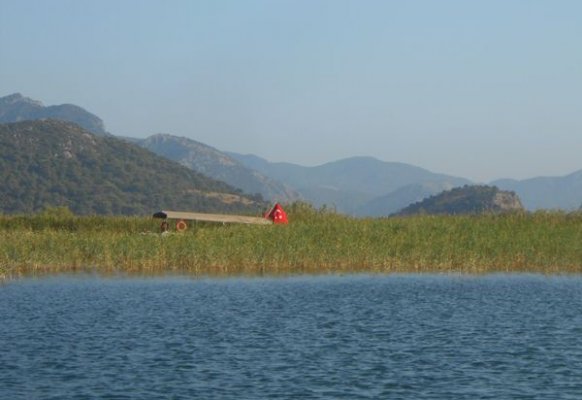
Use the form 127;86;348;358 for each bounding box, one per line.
1;205;581;278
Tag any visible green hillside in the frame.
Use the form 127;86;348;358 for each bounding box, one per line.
395;185;524;216
0;120;265;215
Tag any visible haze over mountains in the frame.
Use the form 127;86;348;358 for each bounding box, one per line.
227;153;471;215
493;173;582;211
1;93;581;215
136;134;301;204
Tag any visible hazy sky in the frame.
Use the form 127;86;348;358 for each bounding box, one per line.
1;0;581;182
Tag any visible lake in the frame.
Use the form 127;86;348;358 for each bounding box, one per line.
2;274;582;399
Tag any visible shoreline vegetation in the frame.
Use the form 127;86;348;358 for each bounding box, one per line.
1;203;581;279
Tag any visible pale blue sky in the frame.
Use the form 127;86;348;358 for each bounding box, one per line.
1;0;581;181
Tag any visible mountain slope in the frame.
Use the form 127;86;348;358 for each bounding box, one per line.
0;120;265;215
136;134;301;203
394;185;524;216
0;93;109;136
229;153;470;214
358;181;461;217
493;171;582;210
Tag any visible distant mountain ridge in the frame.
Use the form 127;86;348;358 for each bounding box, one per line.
2;92;580;214
0;93;109;136
228;153;471;215
230;153;582;213
135;134;301;203
493;170;582;211
358;182;460;217
0;120;265;215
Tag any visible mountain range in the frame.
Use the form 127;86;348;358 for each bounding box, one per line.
1;93;581;215
134;134;301;204
493;172;582;211
226;153;471;215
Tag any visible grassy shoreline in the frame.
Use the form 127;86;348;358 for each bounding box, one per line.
1;205;581;279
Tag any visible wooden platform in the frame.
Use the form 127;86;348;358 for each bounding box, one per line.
153;210;272;225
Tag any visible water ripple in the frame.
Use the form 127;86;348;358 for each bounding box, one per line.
2;274;582;399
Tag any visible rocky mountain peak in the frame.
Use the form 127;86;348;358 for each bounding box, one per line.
493;191;524;211
0;93;43;107
0;93;108;136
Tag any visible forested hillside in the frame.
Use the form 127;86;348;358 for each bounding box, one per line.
0;120;265;215
394;185;524;216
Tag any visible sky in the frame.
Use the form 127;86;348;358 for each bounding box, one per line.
1;0;581;182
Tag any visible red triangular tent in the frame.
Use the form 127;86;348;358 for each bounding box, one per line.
265;203;288;224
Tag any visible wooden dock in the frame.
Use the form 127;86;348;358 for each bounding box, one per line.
153;210;272;225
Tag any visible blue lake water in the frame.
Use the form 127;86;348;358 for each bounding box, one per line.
2;274;582;399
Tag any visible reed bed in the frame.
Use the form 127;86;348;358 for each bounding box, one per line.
1;204;581;278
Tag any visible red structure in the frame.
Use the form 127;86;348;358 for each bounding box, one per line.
265;203;288;224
